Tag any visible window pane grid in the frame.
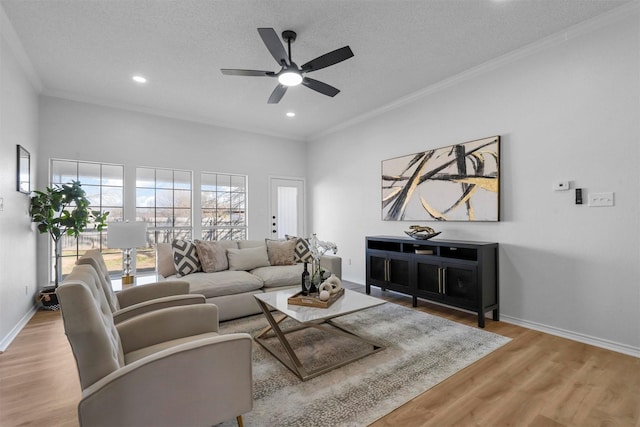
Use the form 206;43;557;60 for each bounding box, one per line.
201;172;247;241
51;160;124;278
136;168;193;271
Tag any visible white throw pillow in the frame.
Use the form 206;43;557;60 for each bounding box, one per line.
227;246;271;271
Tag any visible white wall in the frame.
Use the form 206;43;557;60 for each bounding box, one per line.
37;96;307;286
308;13;640;354
0;29;39;349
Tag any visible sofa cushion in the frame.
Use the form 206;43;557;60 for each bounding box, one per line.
195;240;238;272
157;243;178;278
266;239;296;266
251;264;304;288
165;271;264;298
227;246;270;271
172;240;201;276
286;235;314;263
237;240;265;249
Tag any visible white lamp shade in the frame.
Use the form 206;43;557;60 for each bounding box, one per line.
107;222;147;249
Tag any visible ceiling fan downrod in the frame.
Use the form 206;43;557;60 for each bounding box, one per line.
282;30;297;65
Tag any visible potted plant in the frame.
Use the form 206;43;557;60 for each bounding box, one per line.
29;180;109;309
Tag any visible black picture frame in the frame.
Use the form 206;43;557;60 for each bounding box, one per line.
17;145;30;194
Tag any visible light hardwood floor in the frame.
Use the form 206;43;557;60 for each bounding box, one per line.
1;284;638;427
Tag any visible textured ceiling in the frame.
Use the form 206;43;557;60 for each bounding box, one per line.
1;0;632;140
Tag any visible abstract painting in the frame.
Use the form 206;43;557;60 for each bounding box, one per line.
382;136;500;221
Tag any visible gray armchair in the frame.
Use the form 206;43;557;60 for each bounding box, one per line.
77;249;206;323
57;264;253;427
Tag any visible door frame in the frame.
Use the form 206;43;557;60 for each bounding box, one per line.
268;176;306;239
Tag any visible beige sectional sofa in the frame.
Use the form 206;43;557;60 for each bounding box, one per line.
157;239;341;321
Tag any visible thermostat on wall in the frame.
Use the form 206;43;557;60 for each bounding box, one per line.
553;181;570;191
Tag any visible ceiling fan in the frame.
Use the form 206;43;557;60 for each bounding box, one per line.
221;28;354;104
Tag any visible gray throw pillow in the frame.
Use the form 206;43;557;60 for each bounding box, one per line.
195;240;230;272
227;246;271;271
266;239;296;266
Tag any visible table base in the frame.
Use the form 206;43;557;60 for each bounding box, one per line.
254;299;385;381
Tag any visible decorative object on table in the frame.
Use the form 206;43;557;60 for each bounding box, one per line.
308;233;338;291
318;290;331;301
404;225;441;240
382;135;500;222
29;180;109;308
319;274;342;294
301;261;310;296
107;221;148;285
16;145;30;194
287;287;345;308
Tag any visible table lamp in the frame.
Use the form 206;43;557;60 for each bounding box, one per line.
107;221;147;285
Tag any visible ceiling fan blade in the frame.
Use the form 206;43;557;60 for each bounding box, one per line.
258;28;289;66
220;69;275;77
301;46;354;73
268;84;288;104
302;77;340;97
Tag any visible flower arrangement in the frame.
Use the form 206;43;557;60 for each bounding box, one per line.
308;233;338;286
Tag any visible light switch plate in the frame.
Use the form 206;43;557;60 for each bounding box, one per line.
588;192;614;207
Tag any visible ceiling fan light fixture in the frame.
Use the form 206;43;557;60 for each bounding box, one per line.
278;71;302;86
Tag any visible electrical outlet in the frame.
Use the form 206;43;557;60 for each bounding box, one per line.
588;192;614;207
0;197;4;211
348;258;352;266
24;285;28;296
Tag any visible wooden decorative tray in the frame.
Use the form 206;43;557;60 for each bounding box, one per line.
287;288;345;308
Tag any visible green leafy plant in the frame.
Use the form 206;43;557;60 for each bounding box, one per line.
30;180;109;287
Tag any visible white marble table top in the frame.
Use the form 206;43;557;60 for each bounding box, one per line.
254;288;386;323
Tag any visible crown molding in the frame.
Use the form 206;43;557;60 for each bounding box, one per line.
0;4;43;92
308;1;640;142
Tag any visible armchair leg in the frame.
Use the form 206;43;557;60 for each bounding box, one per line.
236;415;244;427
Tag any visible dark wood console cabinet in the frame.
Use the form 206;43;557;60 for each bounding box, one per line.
366;236;499;328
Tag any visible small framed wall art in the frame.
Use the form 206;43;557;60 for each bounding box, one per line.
17;145;31;194
382;135;500;222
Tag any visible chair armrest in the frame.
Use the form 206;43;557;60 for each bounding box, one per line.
320;255;342;279
78;333;253;427
112;294;206;324
117;304;220;353
116;280;190;308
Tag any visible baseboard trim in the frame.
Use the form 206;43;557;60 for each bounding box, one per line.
501;315;639;358
0;305;38;353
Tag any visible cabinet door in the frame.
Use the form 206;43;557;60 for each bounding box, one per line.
442;263;477;308
414;259;443;300
387;255;411;292
367;254;388;286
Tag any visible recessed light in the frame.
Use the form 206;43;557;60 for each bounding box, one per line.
132;75;147;83
286;112;295;117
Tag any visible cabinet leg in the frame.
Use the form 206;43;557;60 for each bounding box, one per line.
493;308;499;321
478;312;485;328
412;296;417;307
366;284;371;295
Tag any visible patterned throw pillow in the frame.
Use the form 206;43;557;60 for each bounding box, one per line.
171;239;201;276
285;235;313;263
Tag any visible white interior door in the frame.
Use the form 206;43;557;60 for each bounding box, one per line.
270;178;305;239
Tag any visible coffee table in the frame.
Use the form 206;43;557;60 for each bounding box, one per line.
253;288;386;381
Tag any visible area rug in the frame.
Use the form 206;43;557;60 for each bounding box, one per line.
217;301;510;427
